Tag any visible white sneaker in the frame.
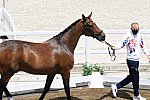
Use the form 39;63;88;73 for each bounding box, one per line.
8;97;13;100
111;84;117;97
133;95;146;100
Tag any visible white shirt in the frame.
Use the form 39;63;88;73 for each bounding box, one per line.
115;31;149;61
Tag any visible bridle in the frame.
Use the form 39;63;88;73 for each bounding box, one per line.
82;20;116;61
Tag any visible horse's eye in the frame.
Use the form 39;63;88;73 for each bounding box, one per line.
88;22;93;26
87;23;93;27
100;30;103;33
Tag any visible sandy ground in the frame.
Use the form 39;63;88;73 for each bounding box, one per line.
2;87;150;100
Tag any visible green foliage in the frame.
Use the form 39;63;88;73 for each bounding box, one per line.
82;63;104;76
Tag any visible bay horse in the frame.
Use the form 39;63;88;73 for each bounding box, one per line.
0;13;105;100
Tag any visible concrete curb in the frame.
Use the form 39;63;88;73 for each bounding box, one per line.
5;75;150;96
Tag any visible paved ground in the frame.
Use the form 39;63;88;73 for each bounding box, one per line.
2;87;150;100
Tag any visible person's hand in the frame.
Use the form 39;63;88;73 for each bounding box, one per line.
147;55;150;63
111;46;116;50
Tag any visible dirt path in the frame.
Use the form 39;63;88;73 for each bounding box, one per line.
3;87;150;100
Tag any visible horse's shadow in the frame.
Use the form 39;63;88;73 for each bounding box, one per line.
48;96;84;100
96;89;133;100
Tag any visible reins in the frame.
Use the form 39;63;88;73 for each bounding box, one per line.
101;40;116;61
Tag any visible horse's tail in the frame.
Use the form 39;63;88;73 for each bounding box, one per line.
0;35;8;42
0;36;8;39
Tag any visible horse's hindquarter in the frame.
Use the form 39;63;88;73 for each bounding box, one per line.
0;40;25;73
0;41;54;74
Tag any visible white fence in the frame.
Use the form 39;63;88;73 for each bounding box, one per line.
0;8;15;42
1;8;16;32
0;30;150;64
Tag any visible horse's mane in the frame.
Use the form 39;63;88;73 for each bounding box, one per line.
53;19;81;39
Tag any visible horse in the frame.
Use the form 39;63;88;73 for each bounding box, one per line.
0;12;105;100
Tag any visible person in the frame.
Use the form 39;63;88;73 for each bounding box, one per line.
111;22;150;100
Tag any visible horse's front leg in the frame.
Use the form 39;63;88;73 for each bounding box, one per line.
61;71;71;100
39;74;55;100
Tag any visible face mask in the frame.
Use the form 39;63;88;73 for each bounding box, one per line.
132;29;139;35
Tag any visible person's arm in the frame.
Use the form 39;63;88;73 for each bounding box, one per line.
112;34;129;50
140;37;150;62
140;37;149;55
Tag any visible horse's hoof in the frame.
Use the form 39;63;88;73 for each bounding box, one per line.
8;97;13;100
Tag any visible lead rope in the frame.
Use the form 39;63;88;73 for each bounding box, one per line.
92;35;116;61
101;41;116;61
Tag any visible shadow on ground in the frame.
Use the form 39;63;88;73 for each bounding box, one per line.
48;96;83;100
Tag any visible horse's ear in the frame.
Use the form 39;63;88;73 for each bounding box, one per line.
88;12;92;18
82;14;86;22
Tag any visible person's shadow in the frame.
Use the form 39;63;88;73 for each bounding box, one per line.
97;89;133;100
48;96;84;100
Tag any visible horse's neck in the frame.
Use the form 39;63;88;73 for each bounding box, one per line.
60;21;83;53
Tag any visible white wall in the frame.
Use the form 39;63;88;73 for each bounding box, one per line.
1;0;150;31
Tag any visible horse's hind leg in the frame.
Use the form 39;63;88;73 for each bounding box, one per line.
0;73;14;100
39;74;55;100
0;79;4;100
4;87;13;100
61;72;71;100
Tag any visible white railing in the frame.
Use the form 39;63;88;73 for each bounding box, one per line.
0;8;15;41
0;30;150;64
1;8;16;32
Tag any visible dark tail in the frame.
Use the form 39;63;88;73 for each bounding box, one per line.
0;36;8;39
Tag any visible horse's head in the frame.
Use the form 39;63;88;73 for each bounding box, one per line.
81;12;105;41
